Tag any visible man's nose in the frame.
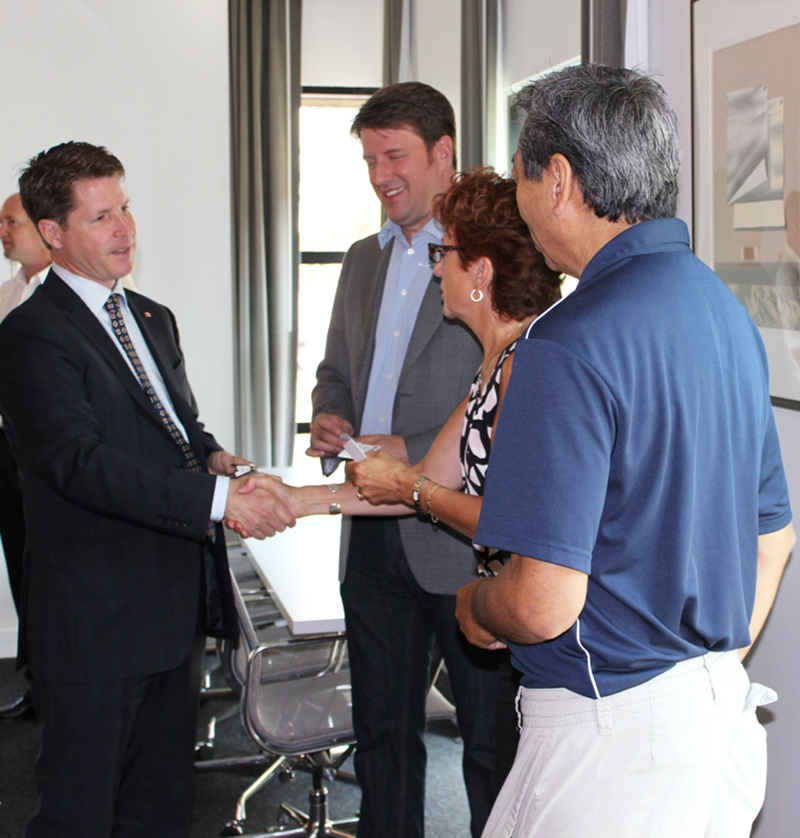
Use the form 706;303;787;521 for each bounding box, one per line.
371;159;392;186
114;214;134;236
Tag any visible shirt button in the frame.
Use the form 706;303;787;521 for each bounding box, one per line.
400;288;408;296
394;330;401;338
407;247;414;255
386;373;393;380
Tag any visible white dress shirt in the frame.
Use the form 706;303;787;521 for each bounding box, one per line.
0;264;48;323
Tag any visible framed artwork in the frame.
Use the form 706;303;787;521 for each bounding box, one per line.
693;0;800;408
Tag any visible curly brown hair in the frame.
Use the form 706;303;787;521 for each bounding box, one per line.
433;167;561;320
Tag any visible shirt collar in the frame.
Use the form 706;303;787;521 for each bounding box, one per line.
12;264;49;288
377;216;443;250
578;218;691;290
51;263;128;316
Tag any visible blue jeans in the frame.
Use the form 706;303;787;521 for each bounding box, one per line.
342;518;498;838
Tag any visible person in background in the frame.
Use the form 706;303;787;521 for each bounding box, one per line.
0;193;51;319
0;193;51;721
456;64;795;838
0;194;50;609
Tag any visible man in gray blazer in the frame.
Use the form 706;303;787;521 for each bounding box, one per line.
309;83;497;838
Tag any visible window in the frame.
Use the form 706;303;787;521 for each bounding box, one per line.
295;88;381;432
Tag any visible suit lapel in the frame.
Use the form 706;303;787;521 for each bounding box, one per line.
125;294;208;465
353;239;394;416
43;275;200;458
44;275;163;423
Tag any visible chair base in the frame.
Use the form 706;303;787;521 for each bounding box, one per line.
226;770;358;838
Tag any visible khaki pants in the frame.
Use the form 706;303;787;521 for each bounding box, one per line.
483;651;775;838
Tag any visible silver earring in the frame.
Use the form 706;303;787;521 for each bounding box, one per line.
470;288;483;303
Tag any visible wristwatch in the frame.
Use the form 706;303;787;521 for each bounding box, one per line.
411;475;430;511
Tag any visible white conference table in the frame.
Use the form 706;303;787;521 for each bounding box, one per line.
242;465;345;636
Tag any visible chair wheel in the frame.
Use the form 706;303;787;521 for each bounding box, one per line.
221;822;244;836
195;742;214;761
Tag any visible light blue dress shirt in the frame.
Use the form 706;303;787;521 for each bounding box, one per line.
359;217;442;435
52;265;229;521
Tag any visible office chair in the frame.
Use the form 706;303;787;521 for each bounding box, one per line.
211;551;456;837
223;636;358;837
196;546;346;765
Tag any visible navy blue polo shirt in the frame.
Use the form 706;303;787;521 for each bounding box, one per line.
475;218;792;698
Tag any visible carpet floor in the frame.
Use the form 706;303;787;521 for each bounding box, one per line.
0;656;472;837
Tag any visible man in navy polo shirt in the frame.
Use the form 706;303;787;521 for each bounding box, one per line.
456;64;795;837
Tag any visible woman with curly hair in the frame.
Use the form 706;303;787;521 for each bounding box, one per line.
262;166;562;785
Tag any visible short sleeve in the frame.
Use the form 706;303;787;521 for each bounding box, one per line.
757;408;793;534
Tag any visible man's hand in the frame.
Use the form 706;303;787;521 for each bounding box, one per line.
224;473;295;539
455;578;508;650
307;413;355;458
207;449;256;477
356;434;410;465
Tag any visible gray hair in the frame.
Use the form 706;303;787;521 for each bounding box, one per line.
514;64;681;223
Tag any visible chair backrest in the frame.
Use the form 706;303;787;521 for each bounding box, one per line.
243;644;356;757
226;568;348;693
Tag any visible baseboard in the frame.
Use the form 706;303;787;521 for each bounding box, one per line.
0;626;18;659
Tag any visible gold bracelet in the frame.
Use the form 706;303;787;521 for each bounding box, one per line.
426;482;440;524
411;474;430;512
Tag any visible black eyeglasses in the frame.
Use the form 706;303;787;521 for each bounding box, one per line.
428;243;460;266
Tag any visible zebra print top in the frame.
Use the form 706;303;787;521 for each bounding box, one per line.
459;340;517;574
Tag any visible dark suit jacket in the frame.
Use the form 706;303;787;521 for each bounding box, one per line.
0;271;236;682
312;234;483;594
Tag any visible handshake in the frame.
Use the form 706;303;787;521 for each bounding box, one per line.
223;471;297;540
209;451;297;540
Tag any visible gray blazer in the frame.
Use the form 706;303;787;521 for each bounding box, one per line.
312;233;483;594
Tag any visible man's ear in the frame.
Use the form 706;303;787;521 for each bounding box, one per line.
548;153;577;213
37;219;63;251
435;134;454;166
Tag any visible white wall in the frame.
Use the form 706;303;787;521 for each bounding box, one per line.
0;0;233;656
0;544;14;656
302;0;382;87
750;407;800;838
504;0;581;86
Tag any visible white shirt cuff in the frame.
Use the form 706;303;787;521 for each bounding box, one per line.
210;475;230;523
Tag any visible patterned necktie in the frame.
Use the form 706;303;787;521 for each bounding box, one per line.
104;293;201;471
104;293;216;541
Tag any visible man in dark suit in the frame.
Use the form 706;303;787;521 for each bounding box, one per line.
308;84;497;838
0;141;293;837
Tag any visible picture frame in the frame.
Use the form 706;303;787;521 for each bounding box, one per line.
693;0;800;409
